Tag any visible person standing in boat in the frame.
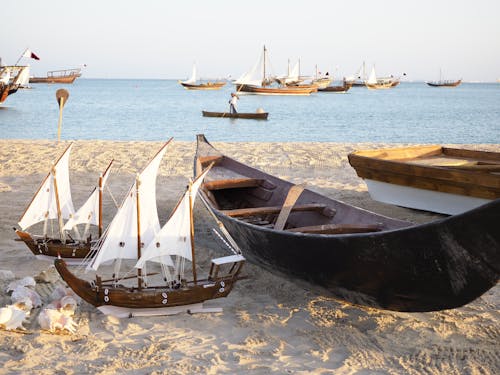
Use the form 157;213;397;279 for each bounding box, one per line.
229;92;239;114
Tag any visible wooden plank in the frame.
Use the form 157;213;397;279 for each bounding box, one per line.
274;184;305;231
221;203;336;218
204;178;266;191
286;223;382;234
198;155;224;167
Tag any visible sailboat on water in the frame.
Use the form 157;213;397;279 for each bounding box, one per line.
15;143;113;264
235;46;316;95
179;64;226;90
55;140;245;317
426;69;461;87
365;66;393;90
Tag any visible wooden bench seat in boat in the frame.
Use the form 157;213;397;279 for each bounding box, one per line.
221;203;336;218
285;223;383;234
203;177;276;191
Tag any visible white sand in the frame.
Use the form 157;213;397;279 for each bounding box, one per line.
0;140;498;374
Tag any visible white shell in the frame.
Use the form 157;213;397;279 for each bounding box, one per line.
38;308;78;333
11;286;42;308
6;276;36;292
0;304;29;331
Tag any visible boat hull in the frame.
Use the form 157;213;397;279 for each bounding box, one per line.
54;259;240;314
202;111;268;120
318;82;352;93
348;145;500;214
180;82;226;90
29;75;80;84
195;135;500;312
16;230;93;263
426;80;462;87
235;84;315;96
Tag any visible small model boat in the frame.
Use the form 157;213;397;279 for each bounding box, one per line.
15;143;113;264
202;110;268;120
348;145;500;215
55;140;245;317
194;134;500;312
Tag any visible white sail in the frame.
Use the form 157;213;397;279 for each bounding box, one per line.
367;66;377;85
0;68;11;84
88;143;169;271
18;143;75;230
13;66;30;87
182;64;197;84
235;48;266;87
134;167;210;269
62;161;112;231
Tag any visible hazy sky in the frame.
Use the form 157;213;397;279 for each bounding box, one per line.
2;0;499;81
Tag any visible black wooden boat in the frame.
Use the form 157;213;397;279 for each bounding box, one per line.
202;111;268;120
194;134;500;312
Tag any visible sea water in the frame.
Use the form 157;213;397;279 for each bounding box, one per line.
0;79;499;143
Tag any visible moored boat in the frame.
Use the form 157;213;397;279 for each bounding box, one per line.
348;145;500;215
30;68;81;84
194;134;500;312
234;46;316;96
56;140;245;317
426;79;462;87
179;64;226;90
318;79;352;93
202;110;268;120
0;65;30;104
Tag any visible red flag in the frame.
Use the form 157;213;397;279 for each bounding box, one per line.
22;49;40;60
30;52;40;60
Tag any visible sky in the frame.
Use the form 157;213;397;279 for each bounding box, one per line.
2;0;499;81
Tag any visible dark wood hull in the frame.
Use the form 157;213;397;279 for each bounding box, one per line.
426;80;462;87
15;230;93;261
202;111;268;120
180;81;226;90
318;82;352;93
54;258;240;309
194;135;500;312
235;84;315;96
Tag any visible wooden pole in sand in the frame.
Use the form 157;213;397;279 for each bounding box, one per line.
56;89;69;142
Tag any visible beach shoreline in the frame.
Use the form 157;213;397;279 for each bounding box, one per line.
0;140;498;374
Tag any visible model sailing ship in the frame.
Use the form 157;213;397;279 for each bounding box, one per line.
15;143;113;264
55;140;245;317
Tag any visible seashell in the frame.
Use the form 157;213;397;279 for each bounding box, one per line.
0;304;29;331
6;276;36;292
12;296;33;314
11;286;42;308
38;308;78;334
49;286;81;305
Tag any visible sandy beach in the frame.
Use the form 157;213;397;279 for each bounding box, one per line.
0;139;498;374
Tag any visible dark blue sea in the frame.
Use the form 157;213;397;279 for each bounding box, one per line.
1;79;499;143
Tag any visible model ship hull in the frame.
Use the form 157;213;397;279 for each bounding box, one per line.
55;258;242;317
15;230;92;265
180;81;226;90
202;111;268;120
194;135;500;312
348;145;500;215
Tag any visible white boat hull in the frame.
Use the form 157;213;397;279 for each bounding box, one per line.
364;179;491;215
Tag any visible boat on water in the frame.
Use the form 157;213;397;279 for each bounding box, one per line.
234;46;316;96
194;134;500;312
179;64;226;90
348;145;500;215
202;110;268;120
15;143;114;264
0;65;30;104
55;140;245;318
426;69;461;87
365;66;393;90
318;79;352;93
30;68;82;84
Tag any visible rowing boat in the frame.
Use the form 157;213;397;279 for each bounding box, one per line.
194;134;500;312
202;111;268;120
